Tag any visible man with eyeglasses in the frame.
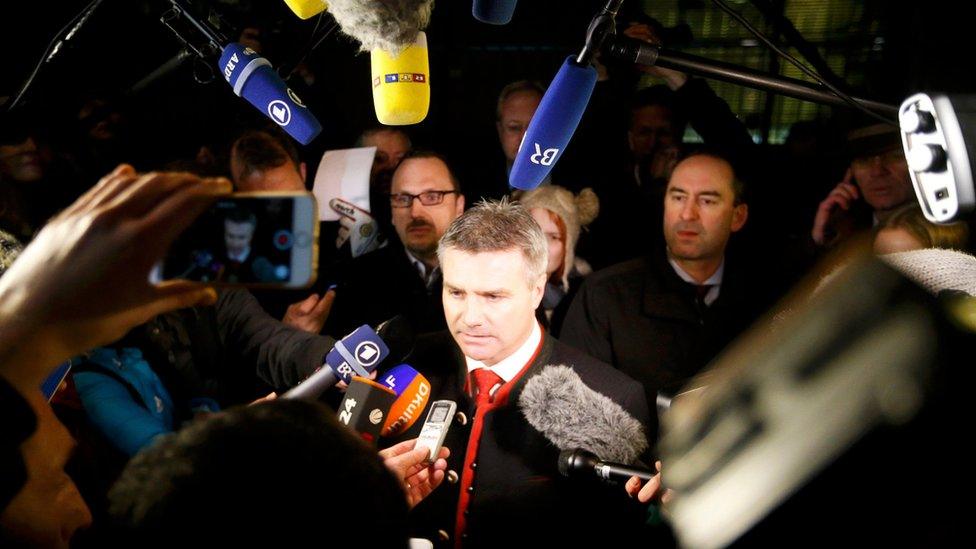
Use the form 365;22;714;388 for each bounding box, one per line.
811;123;916;247
323;150;465;338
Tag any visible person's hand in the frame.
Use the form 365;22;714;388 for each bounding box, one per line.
283;290;335;334
0;164;231;391
379;439;450;509
331;198;382;258
624;461;673;504
812;169;860;246
249;392;277;406
623;23;688;90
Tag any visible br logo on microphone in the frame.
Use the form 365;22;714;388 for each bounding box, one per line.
530;143;559;166
355;341;381;367
268;100;292;126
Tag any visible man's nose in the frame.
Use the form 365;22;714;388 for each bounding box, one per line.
462;298;484;327
409;196;427;217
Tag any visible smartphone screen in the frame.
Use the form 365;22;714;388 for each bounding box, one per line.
153;193;318;288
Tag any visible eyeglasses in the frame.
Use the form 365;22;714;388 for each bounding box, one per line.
389;190;458;208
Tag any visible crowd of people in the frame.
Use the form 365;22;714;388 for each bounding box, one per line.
3;7;975;548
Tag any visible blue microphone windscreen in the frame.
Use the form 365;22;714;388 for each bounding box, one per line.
325;325;390;383
509;57;597;191
472;0;517;25
219;43;322;145
379;364;421;396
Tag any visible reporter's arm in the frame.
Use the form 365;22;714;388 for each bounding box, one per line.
214;288;336;392
0;165;231;393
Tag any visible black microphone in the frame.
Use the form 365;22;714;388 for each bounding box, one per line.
375;314;417;365
337;377;397;445
558;448;656;484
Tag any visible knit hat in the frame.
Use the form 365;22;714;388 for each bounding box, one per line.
519;185;599;291
881;248;976;296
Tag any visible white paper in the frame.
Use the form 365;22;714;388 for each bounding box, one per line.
312;147;376;221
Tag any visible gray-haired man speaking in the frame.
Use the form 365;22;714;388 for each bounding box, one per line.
383;199;654;548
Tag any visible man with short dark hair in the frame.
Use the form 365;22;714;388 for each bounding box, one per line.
220;207;265;283
356;125;412;178
229;129;306;192
562;152;764;444
323;151;465;338
107;399;412;547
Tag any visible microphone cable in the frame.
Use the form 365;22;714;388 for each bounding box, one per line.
6;0;107;112
708;0;895;126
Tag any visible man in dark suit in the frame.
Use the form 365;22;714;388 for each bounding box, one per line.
324;150;464;338
561;152;770;445
388;200;653;548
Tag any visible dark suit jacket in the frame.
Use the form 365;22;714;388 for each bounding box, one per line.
560;249;769;443
389;330;653;548
324;242;445;338
133;288;335;408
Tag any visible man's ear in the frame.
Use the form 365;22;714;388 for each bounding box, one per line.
731;203;748;233
455;193;465;216
300;162;308;185
530;272;546;309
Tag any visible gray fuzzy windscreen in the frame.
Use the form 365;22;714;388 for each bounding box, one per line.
519;365;648;464
326;0;434;53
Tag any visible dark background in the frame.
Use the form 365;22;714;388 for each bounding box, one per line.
1;0;974;190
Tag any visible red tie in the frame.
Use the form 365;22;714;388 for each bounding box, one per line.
471;368;503;407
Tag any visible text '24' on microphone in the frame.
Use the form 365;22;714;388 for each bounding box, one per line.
338;376;398;444
219;42;323;144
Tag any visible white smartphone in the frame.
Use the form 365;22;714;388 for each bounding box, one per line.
150;192;318;288
415;400;456;463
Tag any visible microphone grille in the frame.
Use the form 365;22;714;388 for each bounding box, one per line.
519;365;648;464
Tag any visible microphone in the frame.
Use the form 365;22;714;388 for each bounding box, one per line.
375;314;417;364
283;0;327;20
281;324;390;400
324;0;433;54
507;0;623;190
379;364;432;436
472;0;518;25
508;58;597;190
218;42;323;145
518;365;648;464
370;32;430;125
337;376;398;444
558;448;656;484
